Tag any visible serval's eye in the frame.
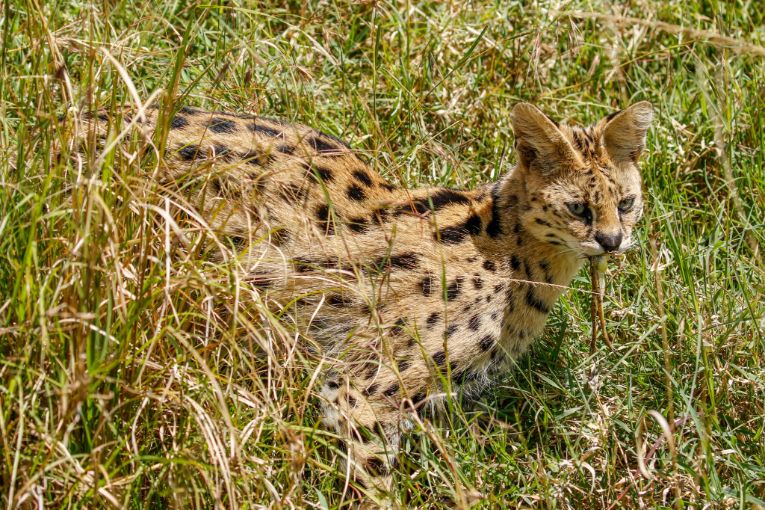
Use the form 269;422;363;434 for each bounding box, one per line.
567;202;589;218
618;197;635;213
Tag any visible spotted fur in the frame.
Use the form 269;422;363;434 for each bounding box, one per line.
78;101;653;492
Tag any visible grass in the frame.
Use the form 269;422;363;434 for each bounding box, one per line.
1;0;764;507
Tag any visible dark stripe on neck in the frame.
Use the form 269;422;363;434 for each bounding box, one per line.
485;182;503;238
525;287;550;314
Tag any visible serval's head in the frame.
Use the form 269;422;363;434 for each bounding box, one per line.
510;101;653;257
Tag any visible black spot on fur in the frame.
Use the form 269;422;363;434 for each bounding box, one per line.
388;253;419;270
479;335;496;351
472;276;483;290
397;188;470;216
271;228;290;246
365;457;389;476
314;204;335;235
353;169;373;187
209;178;222;195
240;150;273;167
363;383;379;397
304;163;334;183
308;135;340;154
276;144;294;155
326;380;339;390
426;312;440;327
293;257;312;273
364;363;378;380
445;277;463;301
347;395;357;407
170;115;188;129
411;391;426;405
436;224;468;244
248;122;281;137
230;235;247;250
510;255;521;272
318;130;352;149
436;215;482;245
535;218;551;227
432;351;446;366
390;318;406;336
346;184;366;201
383;383;399;397
212;144;233;160
327;294;346;306
483;260;496;272
420;274;435;296
347;217;369;233
397;359;411;372
525;289;550;313
177;144;201;161
465;214;482;235
468;315;481;331
208;117;237;133
445;324;458;338
372;252;419;272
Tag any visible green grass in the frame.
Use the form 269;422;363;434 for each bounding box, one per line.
1;0;764;507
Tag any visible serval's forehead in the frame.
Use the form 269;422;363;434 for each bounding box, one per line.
550;132;638;204
561;124;607;162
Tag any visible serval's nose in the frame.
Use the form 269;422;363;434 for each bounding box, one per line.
594;231;622;252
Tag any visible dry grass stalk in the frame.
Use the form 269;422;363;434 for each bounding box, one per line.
567;11;765;58
590;255;612;353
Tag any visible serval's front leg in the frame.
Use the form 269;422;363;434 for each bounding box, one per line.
320;371;403;493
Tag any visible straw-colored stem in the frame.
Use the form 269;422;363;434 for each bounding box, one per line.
590;256;612;352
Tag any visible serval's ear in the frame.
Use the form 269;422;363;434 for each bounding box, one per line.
510;103;581;175
602;101;653;165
